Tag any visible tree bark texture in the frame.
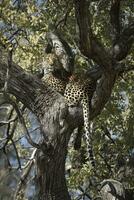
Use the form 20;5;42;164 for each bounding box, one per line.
0;60;83;200
0;4;133;196
0;55;117;199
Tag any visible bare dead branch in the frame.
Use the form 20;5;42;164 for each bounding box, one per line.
0;106;21;169
14;148;37;199
110;0;121;43
2;108;18;149
8;96;40;149
0;116;17;126
3;50;13;93
2;105;22;169
0;92;40;149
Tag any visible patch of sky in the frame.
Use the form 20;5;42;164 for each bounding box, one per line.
6;147;20;166
19;112;42;148
118;91;129;110
130;148;134;157
6;172;20;188
19;127;41;148
25;182;38;199
69;188;91;200
36;0;48;6
0;21;6;29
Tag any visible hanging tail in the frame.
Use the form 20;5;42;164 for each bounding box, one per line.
82;96;95;167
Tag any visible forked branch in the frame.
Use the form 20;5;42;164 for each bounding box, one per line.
74;0;112;72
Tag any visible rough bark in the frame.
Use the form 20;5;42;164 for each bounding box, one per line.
74;0;113;70
0;3;133;196
0;57;116;200
0;60;82;200
110;0;121;43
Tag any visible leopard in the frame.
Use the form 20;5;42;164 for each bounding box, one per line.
41;55;67;95
64;75;96;167
42;56;96;167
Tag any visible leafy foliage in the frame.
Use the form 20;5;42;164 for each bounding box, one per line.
0;0;134;199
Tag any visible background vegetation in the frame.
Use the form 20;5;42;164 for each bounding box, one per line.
0;0;134;199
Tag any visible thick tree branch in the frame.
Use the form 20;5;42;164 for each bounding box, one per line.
90;72;116;119
112;23;134;60
0;59;117;124
0;61;53;111
110;0;121;43
0;55;118;200
74;0;113;72
15;148;37;199
74;0;92;57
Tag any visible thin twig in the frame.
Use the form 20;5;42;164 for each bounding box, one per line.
14;148;37;199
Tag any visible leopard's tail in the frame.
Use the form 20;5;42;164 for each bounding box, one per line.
82;96;95;167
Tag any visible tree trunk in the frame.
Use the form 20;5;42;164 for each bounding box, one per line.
34;92;80;200
0;51;120;200
36;138;71;200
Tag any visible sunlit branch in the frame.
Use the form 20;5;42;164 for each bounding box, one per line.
2;109;18;149
0;117;17;126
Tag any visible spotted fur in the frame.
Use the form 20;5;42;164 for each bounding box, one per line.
64;78;96;167
42;73;66;95
42;66;96;167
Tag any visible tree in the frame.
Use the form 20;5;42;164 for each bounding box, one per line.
0;0;134;200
